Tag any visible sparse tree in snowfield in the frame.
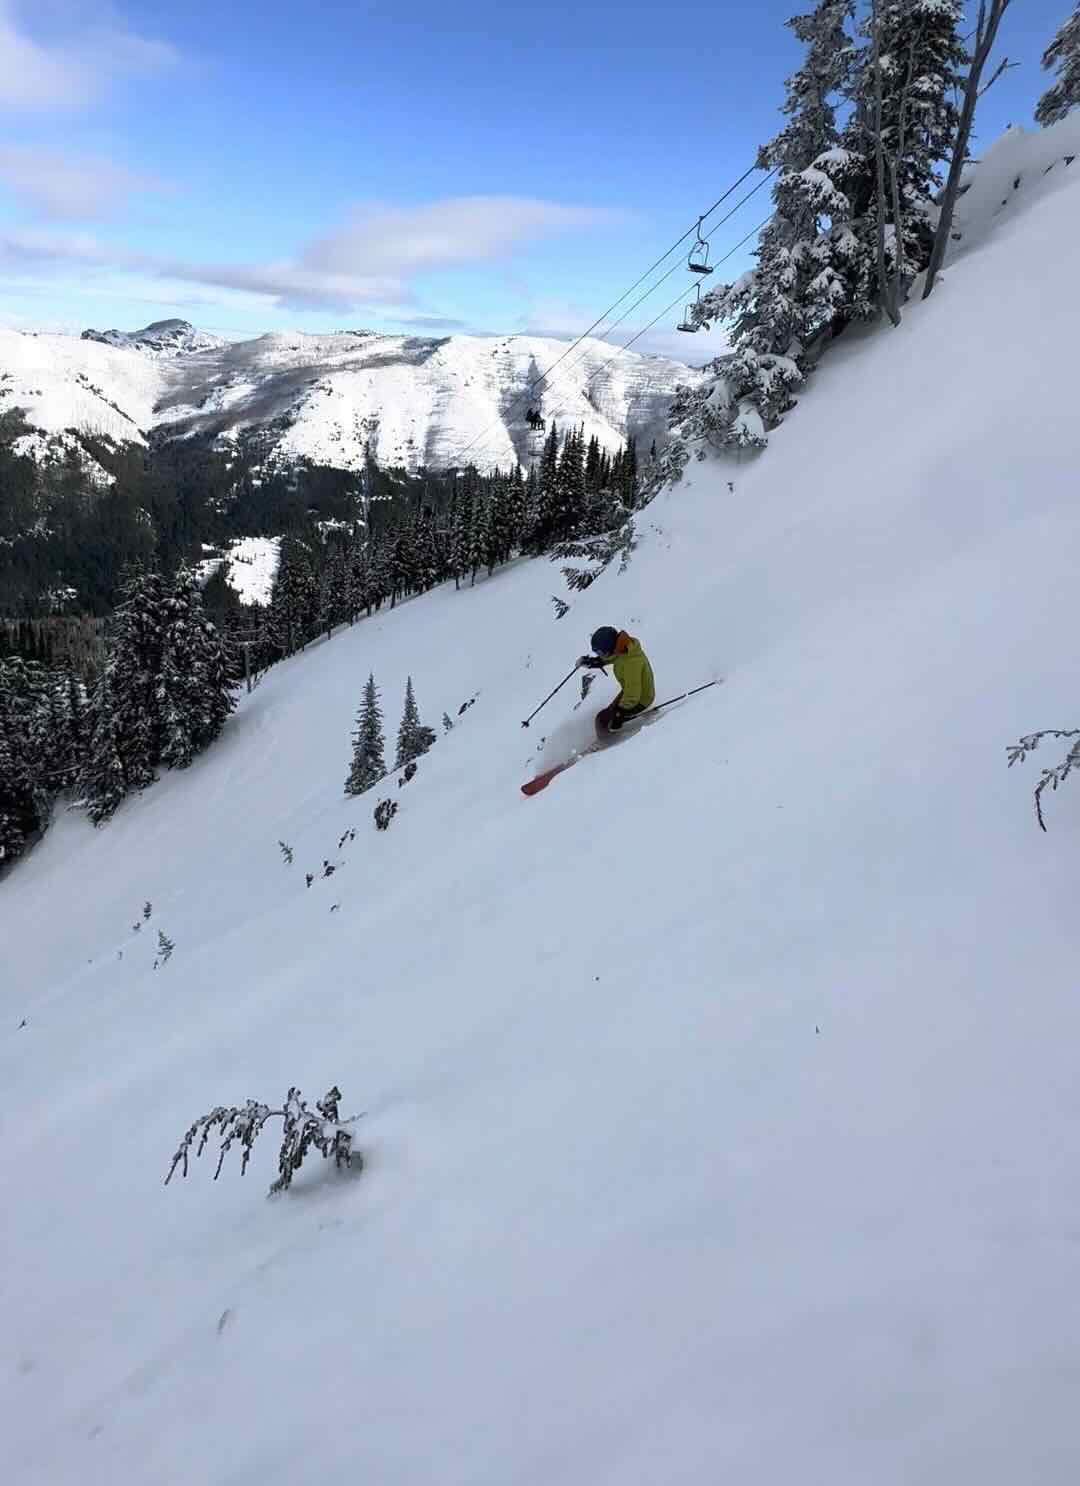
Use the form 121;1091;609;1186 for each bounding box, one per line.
345;673;386;796
1037;4;1080;127
395;676;436;769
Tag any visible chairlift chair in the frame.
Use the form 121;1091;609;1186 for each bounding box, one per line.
677;281;705;334
687;218;713;276
688;241;713;275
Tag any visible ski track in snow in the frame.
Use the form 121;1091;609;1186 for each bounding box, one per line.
2;119;1080;1485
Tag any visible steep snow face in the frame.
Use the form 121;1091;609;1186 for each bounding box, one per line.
0;328;163;444
80;319;229;359
3;122;1080;1486
2;326;700;473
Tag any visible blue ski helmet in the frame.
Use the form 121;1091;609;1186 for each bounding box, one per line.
590;626;618;657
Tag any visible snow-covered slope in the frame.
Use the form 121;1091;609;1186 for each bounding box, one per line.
3;123;1080;1485
0;328;162;445
0;324;699;472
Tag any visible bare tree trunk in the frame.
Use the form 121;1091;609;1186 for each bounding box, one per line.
923;0;1014;301
871;3;902;326
888;40;917;318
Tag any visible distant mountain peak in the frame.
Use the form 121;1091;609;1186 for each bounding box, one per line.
80;319;228;358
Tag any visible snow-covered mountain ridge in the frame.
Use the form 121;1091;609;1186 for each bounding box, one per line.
80;319;229;358
0;324;701;474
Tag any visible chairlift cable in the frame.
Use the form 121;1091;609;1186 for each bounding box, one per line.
449;163;772;465
594;214;774;367
557;170;777;367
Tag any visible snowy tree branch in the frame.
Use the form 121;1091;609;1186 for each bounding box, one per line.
165;1085;360;1195
1007;728;1080;832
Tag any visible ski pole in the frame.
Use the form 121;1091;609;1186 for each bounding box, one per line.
521;664;582;728
650;679;722;714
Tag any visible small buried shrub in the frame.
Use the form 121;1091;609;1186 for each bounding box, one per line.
165;1085;360;1196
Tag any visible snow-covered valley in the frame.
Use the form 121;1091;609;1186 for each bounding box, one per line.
2;119;1080;1486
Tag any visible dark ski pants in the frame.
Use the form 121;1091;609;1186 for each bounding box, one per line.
595;702;646;740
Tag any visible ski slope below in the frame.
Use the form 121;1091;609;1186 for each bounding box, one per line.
3;124;1080;1484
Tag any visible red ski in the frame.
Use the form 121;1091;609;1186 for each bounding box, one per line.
521;747;599;796
520;681;721;797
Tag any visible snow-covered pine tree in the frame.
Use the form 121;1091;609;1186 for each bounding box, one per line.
395;676;437;769
527;421;561;552
508;464;528;552
449;482;473;590
367;531;394;613
80;670;135;824
485;471;520;573
1036;4;1080;127
534;426;587;548
61;669;87;786
674;2;853;457
316;544;349;638
619;437;638;507
834;0;967;293
0;657;49;863
345;673;386;795
346;539;371;620
419;508;443;592
80;570;169;822
157;567;236;770
268;539;317;655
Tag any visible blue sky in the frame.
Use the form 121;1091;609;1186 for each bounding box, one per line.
0;0;1069;360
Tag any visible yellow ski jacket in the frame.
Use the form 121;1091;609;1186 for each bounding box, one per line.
608;632;655;710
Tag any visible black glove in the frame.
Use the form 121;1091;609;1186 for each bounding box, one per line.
578;655;606;670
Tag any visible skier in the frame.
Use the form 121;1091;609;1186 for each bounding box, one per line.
578;626;655;738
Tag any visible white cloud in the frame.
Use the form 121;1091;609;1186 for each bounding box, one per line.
0;195;619;312
0;1;178;110
0;145;172;219
304;197;620;277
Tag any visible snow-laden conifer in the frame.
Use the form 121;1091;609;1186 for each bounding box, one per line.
395;676;436;769
1036;4;1080;127
345;673;386;796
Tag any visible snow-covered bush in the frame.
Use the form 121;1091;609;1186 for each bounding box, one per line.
374;798;398;831
1007;728;1080;831
165;1085;359;1195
